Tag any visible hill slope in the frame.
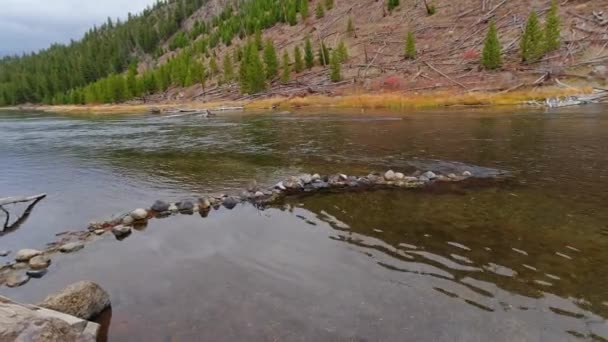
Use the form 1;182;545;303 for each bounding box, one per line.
2;0;608;107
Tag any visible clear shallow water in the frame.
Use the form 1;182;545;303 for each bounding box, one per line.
1;108;608;341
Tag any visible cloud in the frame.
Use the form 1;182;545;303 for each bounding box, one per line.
0;0;157;56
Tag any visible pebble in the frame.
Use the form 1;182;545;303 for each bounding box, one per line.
151;200;170;212
29;255;51;270
15;249;42;262
130;208;148;221
384;170;396;181
6;273;30;288
59;242;85;254
112;225;132;240
0;250;10;257
27;269;48;279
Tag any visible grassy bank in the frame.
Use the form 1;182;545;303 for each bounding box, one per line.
1;87;590;115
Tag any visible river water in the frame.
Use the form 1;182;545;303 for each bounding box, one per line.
0;108;607;341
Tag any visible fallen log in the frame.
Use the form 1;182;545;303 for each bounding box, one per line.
0;194;46;207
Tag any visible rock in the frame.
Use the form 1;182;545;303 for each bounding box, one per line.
15;249;42;262
122;215;134;226
447;173;458;179
39;281;111;320
93;229;105;236
29;255;51;270
384;170;396;181
27;269;48;279
87;221;103;231
299;174;313;184
0;296;98;341
151;200;170;212
395;172;405;180
283;176;302;190
254;191;265;198
198;197;211;210
419;175;430;182
176;200;194;212
111;225;131;240
275;182;286;191
0;250;10;257
60;242;85;254
422;171;437;180
312;173;321;181
168;203;178;212
222;197;238;210
130;208;148;221
312;181;329;190
328;175;344;186
403;176;419;182
462;171;472;177
12;262;29;270
6;273;29;288
339;174;348;180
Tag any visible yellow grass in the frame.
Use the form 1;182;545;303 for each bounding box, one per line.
2;87;591;115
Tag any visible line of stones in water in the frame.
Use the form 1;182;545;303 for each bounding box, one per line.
0;169;476;288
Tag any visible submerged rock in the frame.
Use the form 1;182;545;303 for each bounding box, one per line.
60;242;85;254
6;273;29;288
26;269;48;279
0;250;10;257
111;225;131;240
29;255;51;270
39;281;111;320
151;200;170;212
15;249;42;262
130;208;148;221
222;197;239;210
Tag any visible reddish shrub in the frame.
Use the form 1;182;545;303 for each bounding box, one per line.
382;75;402;90
463;49;479;60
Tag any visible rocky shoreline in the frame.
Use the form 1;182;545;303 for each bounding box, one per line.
0;168;484;288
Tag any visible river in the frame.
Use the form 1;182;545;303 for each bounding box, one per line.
1;107;607;341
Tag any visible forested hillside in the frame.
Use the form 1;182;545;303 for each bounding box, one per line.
2;0;608;107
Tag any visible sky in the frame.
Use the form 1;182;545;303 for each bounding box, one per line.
0;0;157;56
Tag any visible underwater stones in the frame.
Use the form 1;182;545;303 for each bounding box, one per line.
15;249;42;262
111;225;131;240
29;255;51;270
384;170;396;181
60;242;85;254
151;200;170;212
26;268;48;279
39;281;111;321
222;197;239;210
130;209;148;221
6;273;29;288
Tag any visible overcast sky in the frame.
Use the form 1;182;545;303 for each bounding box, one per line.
0;0;157;56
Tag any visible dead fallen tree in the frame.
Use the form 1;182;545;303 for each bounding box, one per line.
0;193;46;234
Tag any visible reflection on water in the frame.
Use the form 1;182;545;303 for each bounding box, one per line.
1;107;608;340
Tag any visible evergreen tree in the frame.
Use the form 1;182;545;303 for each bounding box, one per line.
286;1;298;25
294;45;304;73
209;57;219;76
126;64;137;97
281;50;291;83
482;21;502;70
388;0;400;12
300;0;309;19
325;0;334;10
316;2;325;19
240;40;266;94
223;54;235;82
330;50;341;82
318;42;330;66
337;40;348;62
347;17;355;37
254;27;263;51
545;0;561;53
521;11;544;62
304;37;315;69
263;39;279;80
405;31;416;59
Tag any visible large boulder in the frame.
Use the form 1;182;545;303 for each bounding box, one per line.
38;281;111;321
0;296;98;341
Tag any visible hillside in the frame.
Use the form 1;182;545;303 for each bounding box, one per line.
2;0;608;107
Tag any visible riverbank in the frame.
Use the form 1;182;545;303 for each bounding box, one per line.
1;87;591;115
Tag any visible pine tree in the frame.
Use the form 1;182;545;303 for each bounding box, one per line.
325;0;334;10
300;0;309;19
209;57;219;76
388;0;400;12
263;39;279;80
223;54;234;82
482;21;502;70
304;37;315;69
254;27;263;51
286;1;298;25
126;64;137;97
318;42;330;66
281;50;291;83
347;17;355;37
316;2;325;19
337;40;348;62
330;50;341;82
240;40;266;94
405;32;416;59
521;11;544;62
294;46;304;73
545;0;561;53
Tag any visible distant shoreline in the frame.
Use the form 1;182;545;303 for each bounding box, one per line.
0;87;589;115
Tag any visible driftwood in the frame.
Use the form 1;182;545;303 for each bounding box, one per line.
0;193;46;235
